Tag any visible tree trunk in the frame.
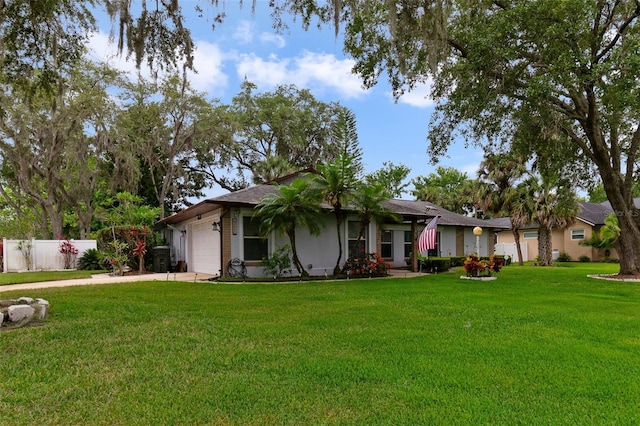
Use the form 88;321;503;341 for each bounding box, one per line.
512;228;524;266
537;226;553;266
599;171;640;275
612;215;640;275
287;228;309;277
333;212;343;276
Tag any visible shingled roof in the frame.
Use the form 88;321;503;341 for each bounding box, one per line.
491;198;640;230
158;172;507;229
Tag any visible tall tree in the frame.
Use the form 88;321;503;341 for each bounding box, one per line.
204;80;349;191
477;152;528;265
314;108;363;275
364;161;410;199
351;182;401;245
266;0;640;274
0;59;119;238
256;178;323;277
412;166;474;214
116;75;216;219
518;175;580;266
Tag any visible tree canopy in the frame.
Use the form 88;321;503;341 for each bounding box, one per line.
263;0;640;274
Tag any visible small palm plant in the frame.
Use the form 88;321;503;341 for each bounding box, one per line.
256;177;323;277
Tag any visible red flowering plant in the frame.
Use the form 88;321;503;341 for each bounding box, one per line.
58;236;79;269
341;252;392;278
463;254;503;277
128;226;148;273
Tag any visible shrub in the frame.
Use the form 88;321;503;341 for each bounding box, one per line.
261;245;293;279
481;255;511;267
342;253;391;277
78;248;104;270
420;257;451;273
449;256;466;267
463;254;503;277
557;252;572;262
579;255;591;262
601;257;620;263
58;237;79;269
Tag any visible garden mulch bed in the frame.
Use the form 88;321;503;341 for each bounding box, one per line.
588;273;640;282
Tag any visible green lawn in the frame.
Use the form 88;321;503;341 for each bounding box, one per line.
0;270;103;286
2;263;639;425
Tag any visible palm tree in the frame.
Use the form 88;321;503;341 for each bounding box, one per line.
351;182;401;251
256;178;323;277
314;108;363;275
477;152;528;265
516;175;579;266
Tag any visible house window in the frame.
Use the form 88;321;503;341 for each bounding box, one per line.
571;229;585;240
348;221;367;257
381;230;393;259
404;231;412;258
523;231;538;239
243;216;268;261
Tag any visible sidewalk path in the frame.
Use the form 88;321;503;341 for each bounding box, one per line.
0;272;215;293
1;269;428;294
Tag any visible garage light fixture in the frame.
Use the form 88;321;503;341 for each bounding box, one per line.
212;221;221;232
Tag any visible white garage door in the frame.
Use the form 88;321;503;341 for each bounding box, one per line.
190;220;220;275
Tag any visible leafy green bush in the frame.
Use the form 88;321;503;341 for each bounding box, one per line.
601;257;620;263
482;255;511;266
579;255;591;263
449;256;466;267
261;245;293;278
78;248;104;270
557;252;572;262
420;257;451;272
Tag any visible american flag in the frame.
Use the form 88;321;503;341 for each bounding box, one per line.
418;216;438;253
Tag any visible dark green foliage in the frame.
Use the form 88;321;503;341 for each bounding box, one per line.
77;248;103;271
557;252;572;262
420;257;451;273
449;256;466;267
579;255;591;263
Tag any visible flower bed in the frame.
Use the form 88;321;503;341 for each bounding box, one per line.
462;254;503;278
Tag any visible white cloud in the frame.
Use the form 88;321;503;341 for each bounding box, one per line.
396;81;436;108
236;53;290;87
293;51;365;98
233;20;285;49
259;32;286;48
188;41;228;94
86;31;228;95
86;31;149;78
236;50;367;99
233;20;254;44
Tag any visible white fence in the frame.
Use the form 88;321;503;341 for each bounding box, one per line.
494;242;528;263
2;238;97;272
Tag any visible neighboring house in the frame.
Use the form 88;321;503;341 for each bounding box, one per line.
156;172;506;277
494;200;623;262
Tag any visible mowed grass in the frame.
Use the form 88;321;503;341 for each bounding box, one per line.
0;270;103;286
2;263;639;425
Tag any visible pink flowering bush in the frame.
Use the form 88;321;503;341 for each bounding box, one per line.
341;252;391;277
58;236;79;269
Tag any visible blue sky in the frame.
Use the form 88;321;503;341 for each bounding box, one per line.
87;2;484;198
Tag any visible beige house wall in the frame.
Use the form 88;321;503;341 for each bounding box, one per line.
497;222;617;262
